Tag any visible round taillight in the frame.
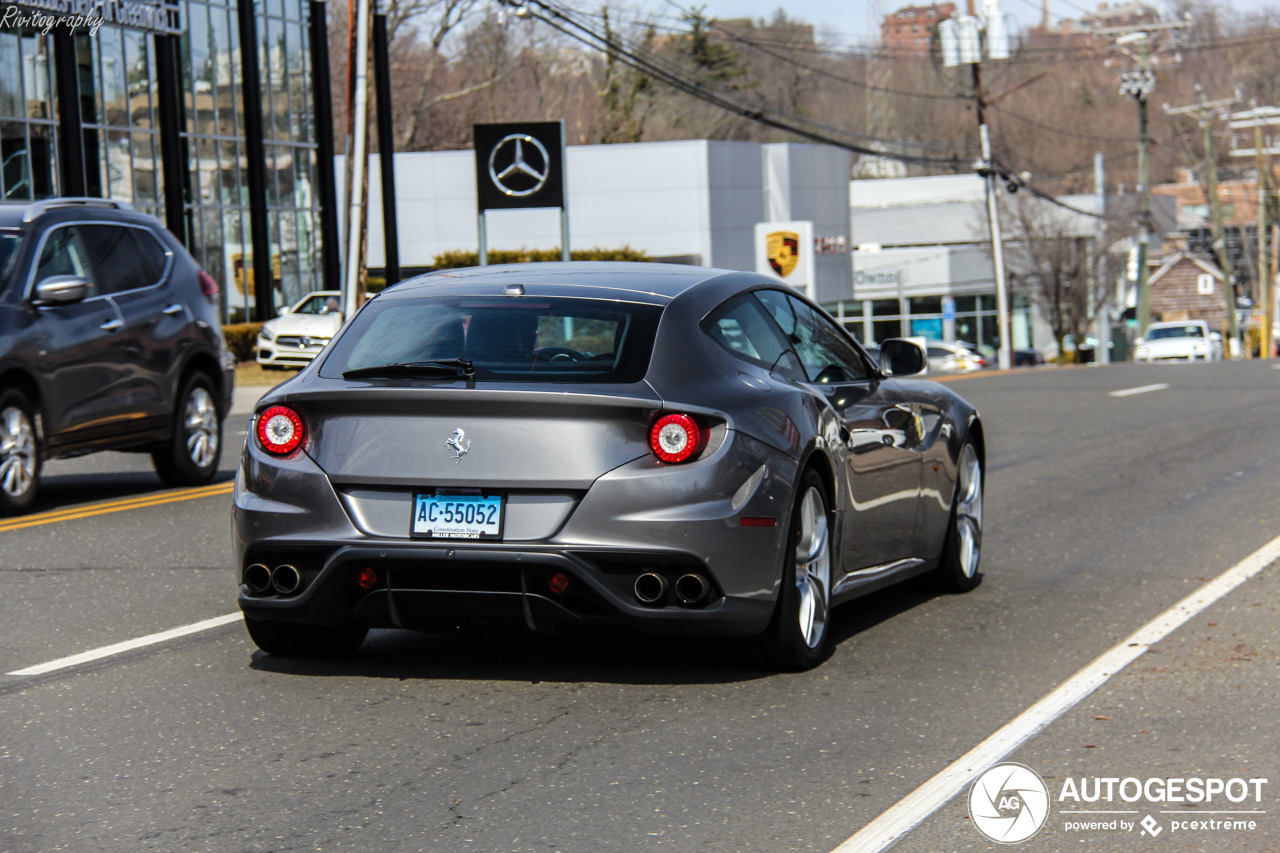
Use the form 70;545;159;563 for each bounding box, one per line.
650;413;704;464
256;405;305;455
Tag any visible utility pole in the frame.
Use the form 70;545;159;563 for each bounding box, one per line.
1117;34;1155;333
1110;21;1188;334
343;0;372;319
940;0;1013;370
1164;87;1240;350
1093;151;1110;363
1230;105;1280;359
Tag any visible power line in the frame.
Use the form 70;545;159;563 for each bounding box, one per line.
514;0;978;167
988;102;1136;143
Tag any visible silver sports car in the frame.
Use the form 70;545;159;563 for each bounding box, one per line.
233;263;985;670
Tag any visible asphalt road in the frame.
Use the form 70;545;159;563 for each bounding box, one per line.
2;361;1278;853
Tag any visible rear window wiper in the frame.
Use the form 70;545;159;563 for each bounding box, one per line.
342;358;476;380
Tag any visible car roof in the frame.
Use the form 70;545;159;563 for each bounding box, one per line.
0;204;28;228
384;262;741;303
0;198;150;230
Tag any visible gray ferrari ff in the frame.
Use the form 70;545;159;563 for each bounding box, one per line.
233;263;985;670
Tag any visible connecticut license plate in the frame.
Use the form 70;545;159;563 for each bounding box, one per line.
411;491;503;539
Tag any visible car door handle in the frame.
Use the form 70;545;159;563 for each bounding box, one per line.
99;319;124;332
163;303;184;316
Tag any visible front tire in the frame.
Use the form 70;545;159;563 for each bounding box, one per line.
932;440;983;593
757;470;833;670
244;617;368;657
153;372;221;487
0;389;40;515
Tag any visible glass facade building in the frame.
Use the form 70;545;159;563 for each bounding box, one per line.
0;0;333;322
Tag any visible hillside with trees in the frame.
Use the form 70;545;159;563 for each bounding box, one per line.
327;0;1280;196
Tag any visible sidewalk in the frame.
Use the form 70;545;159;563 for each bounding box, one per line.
231;384;272;417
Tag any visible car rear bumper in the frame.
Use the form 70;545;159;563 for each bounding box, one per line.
236;541;775;636
232;428;795;637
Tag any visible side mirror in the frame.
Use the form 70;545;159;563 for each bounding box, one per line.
277;306;289;316
878;338;928;377
1135;337;1145;346
1210;332;1223;342
33;275;91;306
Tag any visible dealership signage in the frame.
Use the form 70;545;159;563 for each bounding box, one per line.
853;269;902;287
474;121;566;212
1;0;182;33
755;221;815;298
473;120;568;264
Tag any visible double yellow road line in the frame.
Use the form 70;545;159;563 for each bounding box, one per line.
0;481;235;533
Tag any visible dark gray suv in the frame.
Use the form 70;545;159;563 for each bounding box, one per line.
0;198;235;514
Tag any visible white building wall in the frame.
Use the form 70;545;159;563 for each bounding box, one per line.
351;140;849;300
359;141;765;270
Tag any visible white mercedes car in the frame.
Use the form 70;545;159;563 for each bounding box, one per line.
1134;320;1223;363
257;291;368;369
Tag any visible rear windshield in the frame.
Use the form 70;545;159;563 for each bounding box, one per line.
319;295;664;383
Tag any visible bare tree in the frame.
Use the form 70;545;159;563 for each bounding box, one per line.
997;192;1102;357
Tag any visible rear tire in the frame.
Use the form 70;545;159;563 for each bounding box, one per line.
153;372;221;487
244;617;368;657
0;389;40;516
755;469;833;671
931;440;983;593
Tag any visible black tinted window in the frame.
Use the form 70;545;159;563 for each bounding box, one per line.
320;295;663;384
130;228;169;283
0;230;20;297
754;290;870;383
703;294;804;378
78;225;158;294
34;226;93;293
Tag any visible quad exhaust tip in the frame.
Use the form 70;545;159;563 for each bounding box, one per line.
244;563;272;594
674;573;710;606
633;572;668;605
270;564;303;596
243;562;303;596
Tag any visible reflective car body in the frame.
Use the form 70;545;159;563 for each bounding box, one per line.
0;198;234;514
233;263;985;668
925;341;986;373
1135;320;1221;362
256;290;370;369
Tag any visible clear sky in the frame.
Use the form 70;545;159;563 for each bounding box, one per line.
676;0;1278;45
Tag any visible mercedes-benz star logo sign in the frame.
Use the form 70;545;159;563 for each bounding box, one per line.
488;134;550;198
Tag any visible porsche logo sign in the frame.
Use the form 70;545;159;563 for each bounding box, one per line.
754;220;816;299
766;231;801;278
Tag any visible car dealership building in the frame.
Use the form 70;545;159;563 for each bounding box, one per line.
0;0;334;320
0;6;1035;351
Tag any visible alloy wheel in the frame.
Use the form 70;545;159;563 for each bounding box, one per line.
0;405;37;499
955;442;983;578
184;386;219;469
794;486;831;648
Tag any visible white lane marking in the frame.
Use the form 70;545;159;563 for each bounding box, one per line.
7;612;243;677
1109;383;1169;398
831;532;1280;853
